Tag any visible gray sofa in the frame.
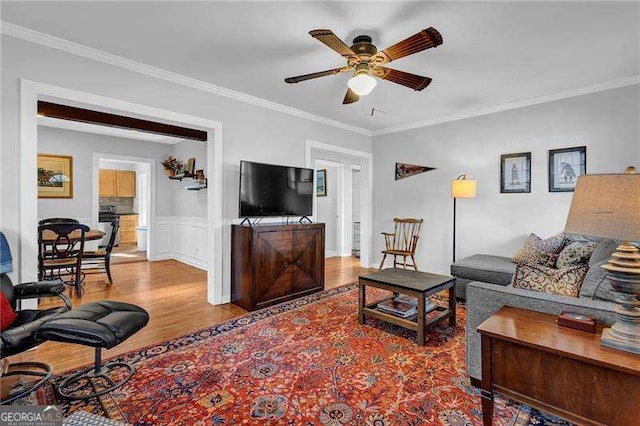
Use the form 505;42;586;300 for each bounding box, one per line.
452;238;619;381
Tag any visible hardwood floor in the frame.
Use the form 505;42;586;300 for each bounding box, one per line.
111;243;148;264
10;256;373;373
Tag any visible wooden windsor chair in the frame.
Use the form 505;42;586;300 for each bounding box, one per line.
379;218;424;270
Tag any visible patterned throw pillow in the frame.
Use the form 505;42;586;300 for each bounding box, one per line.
556;241;598;269
511;263;589;297
512;233;566;265
537;252;560;268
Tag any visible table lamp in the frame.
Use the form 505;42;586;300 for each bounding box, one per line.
564;167;640;353
451;175;477;263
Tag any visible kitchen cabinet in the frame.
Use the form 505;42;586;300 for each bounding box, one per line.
119;214;138;244
99;169;136;198
99;169;117;197
231;223;325;311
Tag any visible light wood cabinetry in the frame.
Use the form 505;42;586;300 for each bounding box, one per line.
231;223;325;311
99;169;117;197
119;214;138;244
99;169;136;198
116;171;136;197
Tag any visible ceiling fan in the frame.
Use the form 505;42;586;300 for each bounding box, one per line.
285;27;443;104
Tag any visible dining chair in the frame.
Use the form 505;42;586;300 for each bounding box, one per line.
379;218;424;270
82;218;119;284
38;223;89;298
38;218;80;225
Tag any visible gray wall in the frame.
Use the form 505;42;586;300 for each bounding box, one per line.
37;126;175;219
316;165;339;254
1;35;371;290
372;85;640;274
172;139;207;218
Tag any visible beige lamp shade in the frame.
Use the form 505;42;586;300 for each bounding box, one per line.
451;178;477;198
564;173;640;242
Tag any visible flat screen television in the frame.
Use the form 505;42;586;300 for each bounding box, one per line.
239;160;314;217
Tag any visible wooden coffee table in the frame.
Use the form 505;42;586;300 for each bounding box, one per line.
358;268;456;345
478;306;640;426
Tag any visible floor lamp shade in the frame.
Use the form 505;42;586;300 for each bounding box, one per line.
564;171;640;354
451;178;477;198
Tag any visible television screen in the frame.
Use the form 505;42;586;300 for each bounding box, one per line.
239;161;313;217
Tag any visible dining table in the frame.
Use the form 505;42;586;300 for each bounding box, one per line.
40;229;105;244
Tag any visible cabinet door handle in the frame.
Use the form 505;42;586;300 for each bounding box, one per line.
296;259;302;266
283;262;289;268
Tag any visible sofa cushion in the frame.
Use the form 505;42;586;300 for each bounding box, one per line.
578;260;617;302
512;263;588;297
556;241;597;268
512;233;565;265
589;239;618;266
451;254;516;286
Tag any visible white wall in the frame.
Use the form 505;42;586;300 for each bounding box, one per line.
352;169;361;222
316;165;339;255
373;85;640;274
171;139;207;219
1;35;372;297
38;126;174;219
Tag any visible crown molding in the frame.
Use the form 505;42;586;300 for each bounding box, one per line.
372;75;640;136
1;21;372;136
4;21;637;139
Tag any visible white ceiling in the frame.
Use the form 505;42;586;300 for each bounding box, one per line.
38;116;185;144
3;1;639;132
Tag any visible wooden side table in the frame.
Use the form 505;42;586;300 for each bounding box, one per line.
478;306;640;426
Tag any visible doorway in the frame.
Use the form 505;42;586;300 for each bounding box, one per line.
95;156;152;264
20;80;225;305
306;140;373;268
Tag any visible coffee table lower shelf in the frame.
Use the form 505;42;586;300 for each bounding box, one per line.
362;299;450;332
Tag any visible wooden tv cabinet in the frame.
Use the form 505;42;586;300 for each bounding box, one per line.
231;223;325;311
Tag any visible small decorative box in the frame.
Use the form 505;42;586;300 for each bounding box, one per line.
557;311;597;333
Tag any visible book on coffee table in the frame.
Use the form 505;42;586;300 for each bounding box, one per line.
377;299;417;318
390;294;438;314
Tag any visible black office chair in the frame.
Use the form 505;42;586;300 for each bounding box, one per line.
38;223;89;298
82;218;119;284
0;232;70;404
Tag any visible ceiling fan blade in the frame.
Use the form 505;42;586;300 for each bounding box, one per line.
342;88;359;105
373;27;443;63
309;29;356;58
285;67;349;84
379;67;432;91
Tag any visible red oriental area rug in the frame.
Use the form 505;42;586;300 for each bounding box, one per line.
52;284;570;425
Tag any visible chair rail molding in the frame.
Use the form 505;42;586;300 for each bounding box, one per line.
154;216;209;271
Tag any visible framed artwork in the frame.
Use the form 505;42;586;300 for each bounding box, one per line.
548;146;586;192
500;152;531;193
37;153;73;198
316;169;327;197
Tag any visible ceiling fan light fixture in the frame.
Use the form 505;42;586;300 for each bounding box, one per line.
348;68;377;96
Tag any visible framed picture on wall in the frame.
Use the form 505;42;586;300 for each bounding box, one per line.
548;146;586;192
37;153;73;198
500;152;531;193
316;169;327;197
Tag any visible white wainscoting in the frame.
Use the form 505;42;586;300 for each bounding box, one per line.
154;216;208;270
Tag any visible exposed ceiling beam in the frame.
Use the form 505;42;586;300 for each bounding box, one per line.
37;100;208;141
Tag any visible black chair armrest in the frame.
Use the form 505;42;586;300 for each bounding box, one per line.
13;280;71;310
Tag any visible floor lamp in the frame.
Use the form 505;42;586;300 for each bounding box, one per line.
451;175;477;263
